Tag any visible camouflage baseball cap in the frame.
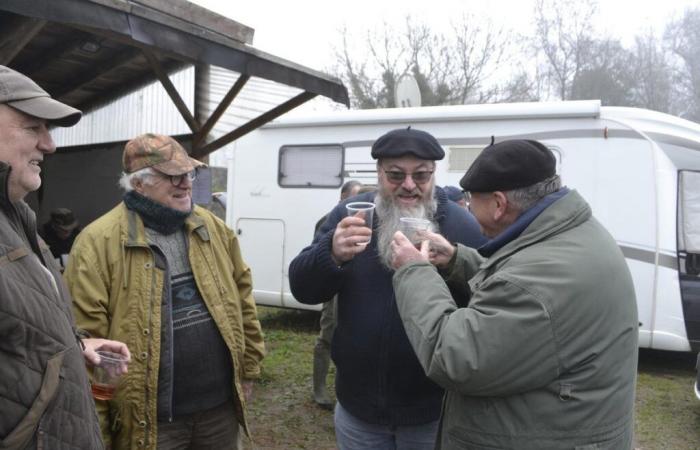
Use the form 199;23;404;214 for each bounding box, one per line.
123;133;206;175
0;65;81;127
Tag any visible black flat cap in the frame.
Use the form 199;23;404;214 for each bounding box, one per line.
460;139;556;192
371;127;444;160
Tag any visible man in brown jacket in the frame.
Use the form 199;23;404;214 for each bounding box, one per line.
0;65;129;449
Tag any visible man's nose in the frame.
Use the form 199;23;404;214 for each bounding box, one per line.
37;124;56;154
400;174;417;191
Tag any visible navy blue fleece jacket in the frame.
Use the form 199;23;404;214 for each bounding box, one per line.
289;187;486;426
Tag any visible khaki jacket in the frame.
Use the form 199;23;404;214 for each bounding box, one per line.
393;190;638;449
65;203;264;450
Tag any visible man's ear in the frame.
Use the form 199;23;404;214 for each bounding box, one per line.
492;191;509;222
131;177;144;194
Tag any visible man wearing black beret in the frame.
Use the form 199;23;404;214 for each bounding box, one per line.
390;139;639;449
289;127;485;449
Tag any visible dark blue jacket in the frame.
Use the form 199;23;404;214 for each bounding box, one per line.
289;187;486;426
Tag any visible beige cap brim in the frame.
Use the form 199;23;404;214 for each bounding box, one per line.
9;95;82;127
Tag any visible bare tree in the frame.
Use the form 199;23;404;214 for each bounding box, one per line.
533;0;598;100
628;30;673;113
664;7;700;121
570;38;635;106
332;15;512;109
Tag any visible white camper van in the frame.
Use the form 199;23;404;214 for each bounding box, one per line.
226;100;700;353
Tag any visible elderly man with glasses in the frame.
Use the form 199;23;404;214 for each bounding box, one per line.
289;127;485;450
65;133;265;450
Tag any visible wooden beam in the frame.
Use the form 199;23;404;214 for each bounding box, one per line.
193;73;250;148
13;36;88;77
0;17;46;65
143;48;199;133
53;48;144;100
192;91;317;158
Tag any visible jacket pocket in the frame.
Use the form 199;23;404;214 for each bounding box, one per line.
446;431;503;449
0;349;66;450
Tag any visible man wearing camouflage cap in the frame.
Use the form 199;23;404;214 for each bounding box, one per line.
0;65;129;449
390;139;638;449
289;127;485;449
65;133;265;449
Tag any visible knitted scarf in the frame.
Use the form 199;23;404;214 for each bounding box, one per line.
123;190;190;235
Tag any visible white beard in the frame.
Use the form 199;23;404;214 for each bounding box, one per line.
375;187;437;271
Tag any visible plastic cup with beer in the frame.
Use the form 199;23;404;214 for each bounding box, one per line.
399;217;432;247
91;350;129;400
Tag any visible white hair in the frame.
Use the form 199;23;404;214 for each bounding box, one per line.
505;175;562;213
118;167;157;192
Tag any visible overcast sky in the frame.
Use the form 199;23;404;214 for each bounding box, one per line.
189;0;697;73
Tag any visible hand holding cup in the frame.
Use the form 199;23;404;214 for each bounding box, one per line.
91;350;129;401
331;202;375;264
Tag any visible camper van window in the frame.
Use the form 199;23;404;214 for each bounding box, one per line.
448;146;484;172
679;170;700;276
278;144;343;188
449;144;563;174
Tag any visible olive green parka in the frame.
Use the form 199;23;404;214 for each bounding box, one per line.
393;190;638;449
65;202;265;450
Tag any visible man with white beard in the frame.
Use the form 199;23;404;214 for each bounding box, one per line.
289;127;485;450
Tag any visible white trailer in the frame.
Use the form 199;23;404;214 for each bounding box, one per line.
226;100;700;353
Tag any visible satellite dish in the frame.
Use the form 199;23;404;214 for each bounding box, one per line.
395;75;422;108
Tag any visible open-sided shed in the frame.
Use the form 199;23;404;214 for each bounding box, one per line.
0;0;349;224
0;0;348;158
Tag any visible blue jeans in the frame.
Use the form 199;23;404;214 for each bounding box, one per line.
334;402;439;450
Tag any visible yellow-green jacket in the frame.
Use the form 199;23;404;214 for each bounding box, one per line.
65;202;265;450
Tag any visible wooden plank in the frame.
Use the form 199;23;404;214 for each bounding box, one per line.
193;91;317;158
0;17;46;65
143;48;199;133
53;47;143;100
193;73;250;147
130;0;254;44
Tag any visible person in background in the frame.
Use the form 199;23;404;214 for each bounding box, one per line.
312;179;362;409
391;139;638;449
0;64;129;450
65;133;265;450
443;185;468;208
40;207;81;266
289;127;485;450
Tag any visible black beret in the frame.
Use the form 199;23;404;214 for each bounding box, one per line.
371;127;444;160
460;139;556;192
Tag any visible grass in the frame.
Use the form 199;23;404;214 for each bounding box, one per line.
244;307;700;450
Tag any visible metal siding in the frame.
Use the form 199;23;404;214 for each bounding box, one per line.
52;64;310;168
52;67;194;147
197;65;302;167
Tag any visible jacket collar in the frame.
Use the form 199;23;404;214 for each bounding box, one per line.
477;189;591;271
122;203;209;247
478;188;569;257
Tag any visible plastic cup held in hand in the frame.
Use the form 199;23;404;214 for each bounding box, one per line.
399;217;431;246
346;202;375;245
91;350;129;400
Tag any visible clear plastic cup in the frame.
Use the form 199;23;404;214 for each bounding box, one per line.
399;217;431;246
346;202;375;245
91;351;129;400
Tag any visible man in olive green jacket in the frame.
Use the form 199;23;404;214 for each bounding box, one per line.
390;140;638;449
65;134;265;450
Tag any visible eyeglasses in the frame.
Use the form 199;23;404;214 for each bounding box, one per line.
153;169;197;187
382;169;434;184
